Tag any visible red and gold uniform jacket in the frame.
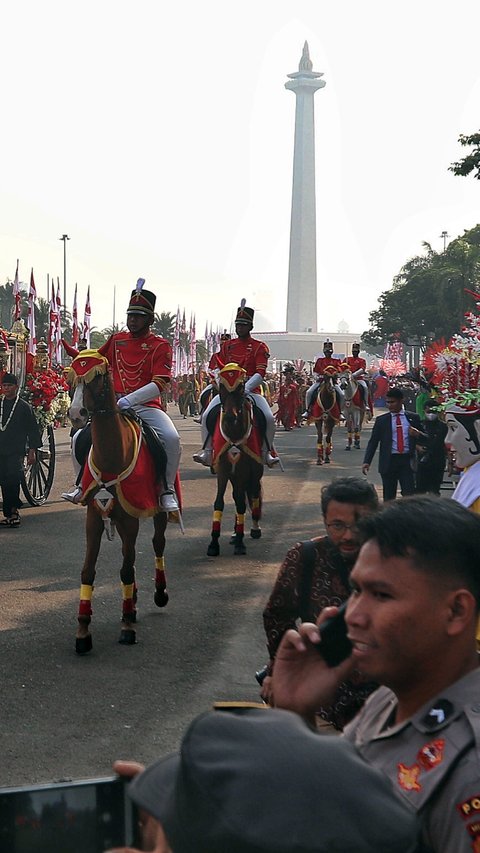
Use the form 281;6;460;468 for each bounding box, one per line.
313;356;341;376
99;331;172;410
208;351;223;377
346;356;367;374
218;335;269;391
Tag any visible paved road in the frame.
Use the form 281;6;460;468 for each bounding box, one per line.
1;409;385;786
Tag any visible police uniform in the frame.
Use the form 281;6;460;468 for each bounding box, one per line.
343;668;480;852
195;303;278;466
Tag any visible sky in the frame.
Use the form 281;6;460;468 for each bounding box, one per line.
1;0;480;341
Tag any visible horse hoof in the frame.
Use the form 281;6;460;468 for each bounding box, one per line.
154;589;169;608
234;544;247;555
354;443;361;450
316;458;323;466
250;529;262;539
119;629;137;645
345;445;351;451
207;543;220;557
325;456;331;463
75;635;92;655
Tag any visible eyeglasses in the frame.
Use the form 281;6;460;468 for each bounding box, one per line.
326;521;360;534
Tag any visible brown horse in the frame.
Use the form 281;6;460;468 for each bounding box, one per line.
68;351;172;655
207;364;263;557
308;375;344;465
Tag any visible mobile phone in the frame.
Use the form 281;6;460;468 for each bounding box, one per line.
0;775;140;853
317;601;353;667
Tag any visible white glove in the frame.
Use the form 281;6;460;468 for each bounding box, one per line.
117;382;160;409
244;372;263;394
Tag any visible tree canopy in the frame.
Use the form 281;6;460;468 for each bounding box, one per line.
449;131;480;181
361;226;480;352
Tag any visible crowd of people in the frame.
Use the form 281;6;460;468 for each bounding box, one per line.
3;286;480;852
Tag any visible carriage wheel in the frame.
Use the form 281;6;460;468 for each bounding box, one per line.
21;425;56;506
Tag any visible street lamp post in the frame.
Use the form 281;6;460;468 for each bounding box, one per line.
59;234;70;322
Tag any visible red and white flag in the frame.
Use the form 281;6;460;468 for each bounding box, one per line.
12;259;21;322
72;283;79;347
55;280;62;363
189;313;196;373
48;282;58;363
27;269;37;355
82;286;91;348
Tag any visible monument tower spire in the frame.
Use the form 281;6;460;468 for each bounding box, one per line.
285;42;325;333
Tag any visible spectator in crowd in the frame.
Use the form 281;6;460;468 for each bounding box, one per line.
261;476;379;729
0;373;42;528
415;398;448;495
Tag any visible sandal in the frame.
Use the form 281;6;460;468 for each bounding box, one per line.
6;512;20;527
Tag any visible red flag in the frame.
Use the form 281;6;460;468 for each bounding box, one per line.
12;259;21;322
72;283;79;346
82;286;91;348
27;269;37;355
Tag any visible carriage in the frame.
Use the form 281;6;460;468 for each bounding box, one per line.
0;320;67;505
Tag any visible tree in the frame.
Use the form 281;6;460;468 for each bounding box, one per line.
152;311;176;342
101;323;125;338
449;131;480;180
362;228;480;351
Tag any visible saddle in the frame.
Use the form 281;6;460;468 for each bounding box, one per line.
206;396;266;441
74;410;166;485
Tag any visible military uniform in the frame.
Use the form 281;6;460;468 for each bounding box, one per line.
345;354;373;414
195;303;278;466
99;332;172;408
218;336;269;391
305;354;342;411
64;283;181;511
343;668;480;852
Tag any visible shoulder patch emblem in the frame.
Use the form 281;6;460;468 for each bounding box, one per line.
417;738;445;771
398;763;422;792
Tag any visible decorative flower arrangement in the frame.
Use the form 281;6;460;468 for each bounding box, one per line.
21;368;69;431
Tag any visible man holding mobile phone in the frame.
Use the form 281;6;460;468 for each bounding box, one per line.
261;476;379;728
271;496;480;853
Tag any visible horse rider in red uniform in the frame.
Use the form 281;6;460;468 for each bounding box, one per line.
193;300;279;467
304;339;342;417
345;342;373;417
62;281;181;513
194;332;231;424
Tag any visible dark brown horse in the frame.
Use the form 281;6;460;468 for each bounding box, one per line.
68;351;171;654
309;375;344;465
207;364;263;557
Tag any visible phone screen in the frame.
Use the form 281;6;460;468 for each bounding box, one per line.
0;776;137;853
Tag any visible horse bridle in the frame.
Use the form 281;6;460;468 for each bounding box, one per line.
84;372;118;417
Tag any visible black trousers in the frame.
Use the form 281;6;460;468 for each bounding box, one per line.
381;454;415;502
0;454;23;517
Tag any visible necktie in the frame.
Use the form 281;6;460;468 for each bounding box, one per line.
396;414;404;453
